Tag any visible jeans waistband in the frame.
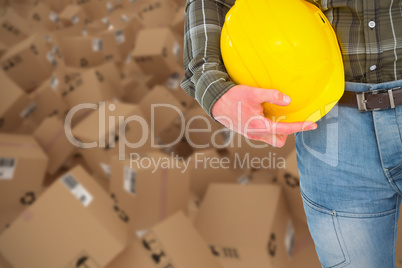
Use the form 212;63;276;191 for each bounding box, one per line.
345;80;402;93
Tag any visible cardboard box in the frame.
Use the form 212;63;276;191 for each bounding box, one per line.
0;165;128;267
0;134;48;209
75;0;113;20
194;184;294;268
0;34;53;92
28;2;60;33
290;218;321;268
275;149;306;223
59;4;90;27
0;206;22;235
95;61;124;95
72;101;152;180
39;0;74;13
8;2;35;19
28;77;68;124
132;27;182;84
42;152;91;187
46;23;83;48
0;251;12;268
184;106;229;149
170;0;187;8
157;124;194;158
107;9;143;31
225;132;296;172
0;71;31;132
0;9;31;47
139;212;224;268
110;151;190;232
248;168;278;185
82;19;110;35
188;149;242;200
117;53;144;80
60;35;105;68
61;65;121;109
139;85;185;136
188;191;201;223
33;117;76;175
121;74;151;104
101;22;136;63
139;0;177;28
106;237;155;268
119;0;143;14
12;117;38;135
0;41;7;59
170;5;185;45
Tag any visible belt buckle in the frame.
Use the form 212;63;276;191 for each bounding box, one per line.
356;87;400;112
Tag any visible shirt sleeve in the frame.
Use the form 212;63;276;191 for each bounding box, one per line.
180;0;236;119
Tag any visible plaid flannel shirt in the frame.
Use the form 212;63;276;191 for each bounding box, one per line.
180;0;402;118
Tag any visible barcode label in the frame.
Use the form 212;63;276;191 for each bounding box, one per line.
49;11;59;23
136;229;148;238
284;220;295;259
120;14;128;22
62;174;93;207
52;45;59;54
124;166;136;196
107;2;114;12
173;42;181;58
115;30;125;44
237;175;250;185
50;76;59;90
0;158;17;180
92;39;103;52
46;52;57;67
20;102;37;119
100;162;111;178
71;15;79;24
101;17;110;25
166;72;180;90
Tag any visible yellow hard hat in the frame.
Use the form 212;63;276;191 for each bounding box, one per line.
221;0;345;123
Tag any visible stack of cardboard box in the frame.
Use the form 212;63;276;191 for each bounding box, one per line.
0;0;375;267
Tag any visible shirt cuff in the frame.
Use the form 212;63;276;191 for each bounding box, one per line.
195;69;236;121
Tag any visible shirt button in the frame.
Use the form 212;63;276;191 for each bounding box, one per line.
368;21;376;28
370;65;377;71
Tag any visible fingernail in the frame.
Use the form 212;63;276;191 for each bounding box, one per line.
283;95;291;104
306;124;317;130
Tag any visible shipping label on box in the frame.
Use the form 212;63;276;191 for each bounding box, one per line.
123;165;136;196
62;173;94;207
0;158;17;180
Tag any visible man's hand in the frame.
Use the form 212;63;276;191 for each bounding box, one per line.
211;85;317;147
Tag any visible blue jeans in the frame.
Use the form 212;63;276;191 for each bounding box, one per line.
295;80;402;268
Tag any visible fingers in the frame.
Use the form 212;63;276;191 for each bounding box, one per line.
247;133;288;147
272;121;317;135
245;115;317;135
250;87;291;106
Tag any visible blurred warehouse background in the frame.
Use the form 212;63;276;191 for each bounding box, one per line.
0;0;401;267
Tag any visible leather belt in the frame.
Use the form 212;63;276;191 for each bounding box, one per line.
338;86;402;111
